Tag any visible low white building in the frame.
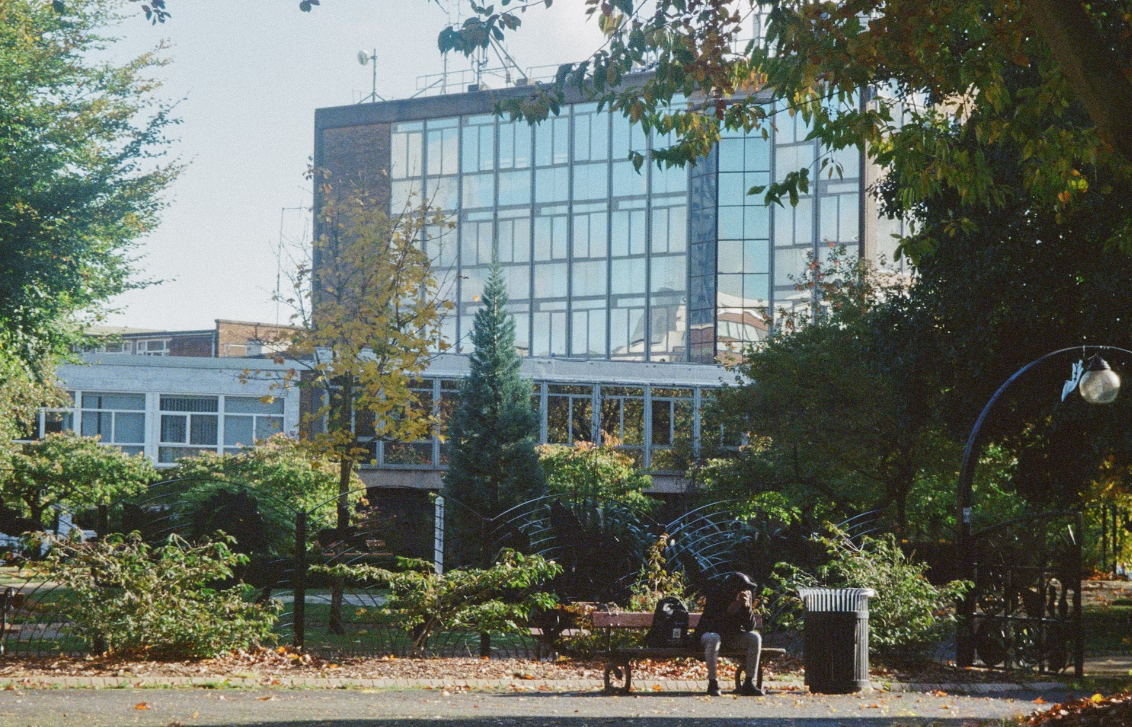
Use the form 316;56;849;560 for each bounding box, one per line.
25;355;301;468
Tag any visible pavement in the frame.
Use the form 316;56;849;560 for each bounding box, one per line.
1083;653;1132;675
0;684;1070;727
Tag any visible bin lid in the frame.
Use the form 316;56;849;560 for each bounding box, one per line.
797;587;876;611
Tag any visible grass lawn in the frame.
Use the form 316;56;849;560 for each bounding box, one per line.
1082;599;1132;654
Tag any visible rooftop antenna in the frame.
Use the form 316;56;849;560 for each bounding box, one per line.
357;49;386;104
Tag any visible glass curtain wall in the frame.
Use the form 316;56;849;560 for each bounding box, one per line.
365;379;705;473
718;126;773;355
391;103;688;362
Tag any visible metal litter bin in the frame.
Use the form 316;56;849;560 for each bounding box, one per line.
798;587;875;694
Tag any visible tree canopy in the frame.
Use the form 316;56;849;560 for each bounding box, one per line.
1;0;178;379
435;0;1132;260
443;263;544;566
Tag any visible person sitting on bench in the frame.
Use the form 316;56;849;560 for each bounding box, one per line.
695;572;763;696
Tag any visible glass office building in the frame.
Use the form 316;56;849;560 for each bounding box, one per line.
314;80;900;487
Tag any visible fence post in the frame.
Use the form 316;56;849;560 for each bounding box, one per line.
1073;511;1084;678
479;514;490;658
96;505;109;539
294;511;307;651
433;496;444;576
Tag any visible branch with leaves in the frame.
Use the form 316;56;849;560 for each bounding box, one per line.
315;549;561;654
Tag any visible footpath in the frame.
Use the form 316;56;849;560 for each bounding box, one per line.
1;672;1069;694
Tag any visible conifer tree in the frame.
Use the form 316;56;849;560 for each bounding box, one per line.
443;263;545;567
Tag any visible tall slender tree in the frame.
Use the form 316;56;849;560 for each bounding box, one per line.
443;263;544;567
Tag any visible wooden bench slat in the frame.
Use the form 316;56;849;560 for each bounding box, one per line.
591;611;762;630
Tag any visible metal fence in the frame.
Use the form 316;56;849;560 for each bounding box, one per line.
0;479;810;660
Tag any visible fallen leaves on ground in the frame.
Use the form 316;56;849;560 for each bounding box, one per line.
0;649;804;684
1023;692;1132;727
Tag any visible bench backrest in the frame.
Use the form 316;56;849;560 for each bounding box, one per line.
592;611;762;630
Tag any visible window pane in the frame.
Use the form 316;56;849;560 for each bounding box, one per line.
161;396;218;413
189;414;218;446
82;392;145;410
224;415;254;446
256;416;284;440
115;413;145;444
226;396;284;415
161;414;187;443
81;411;111;438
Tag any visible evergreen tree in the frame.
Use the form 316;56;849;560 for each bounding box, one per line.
443;263;545;567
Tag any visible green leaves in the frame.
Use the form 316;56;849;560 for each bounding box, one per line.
315;549;561;653
3;432;156;525
0;0;178;379
41;532;280;658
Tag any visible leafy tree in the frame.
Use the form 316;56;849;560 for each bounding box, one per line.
710;247;956;533
268;178;450;629
443;263;545;566
435;1;1132;259
0;0;177;379
171;434;363;524
1;432;156;526
169;434;365;554
870;88;1132;515
273;178;450;528
316;549;561;655
538;441;655;513
40;532;280;658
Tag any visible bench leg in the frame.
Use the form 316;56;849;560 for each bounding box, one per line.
603;657;632;695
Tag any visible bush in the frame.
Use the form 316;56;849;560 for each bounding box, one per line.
777;525;970;658
627;533;694;612
2;432;155;527
538;442;656;512
171;435;367;553
317;549;561;654
40;532;280;658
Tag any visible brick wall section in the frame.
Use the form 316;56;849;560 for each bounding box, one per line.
317;123;391;208
167;334;213;358
215;320;297;358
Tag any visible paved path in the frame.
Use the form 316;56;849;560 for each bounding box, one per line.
0;685;1065;727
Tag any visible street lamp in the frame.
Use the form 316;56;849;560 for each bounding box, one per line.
954;345;1130;674
1079;355;1121;405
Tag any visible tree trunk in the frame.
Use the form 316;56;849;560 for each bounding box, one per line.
328;455;354;637
1028;0;1132;163
328;378;355;637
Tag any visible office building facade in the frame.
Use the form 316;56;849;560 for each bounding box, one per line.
314;79;901;489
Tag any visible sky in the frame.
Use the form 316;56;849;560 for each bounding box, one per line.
102;0;605;331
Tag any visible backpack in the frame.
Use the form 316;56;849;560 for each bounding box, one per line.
644;596;690;648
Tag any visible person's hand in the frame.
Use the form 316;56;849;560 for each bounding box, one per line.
727;590;752;613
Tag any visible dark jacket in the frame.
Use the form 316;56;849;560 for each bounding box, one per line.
694;572;758;639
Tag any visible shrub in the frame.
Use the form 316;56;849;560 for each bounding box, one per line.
627;533;694;612
40;532;280;658
317;549;561;654
2;432;155;526
538;442;656;512
171;435;367;553
777;525;970;658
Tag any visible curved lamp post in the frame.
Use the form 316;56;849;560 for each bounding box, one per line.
955;345;1127;669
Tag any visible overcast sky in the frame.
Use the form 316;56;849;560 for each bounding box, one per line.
102;0;604;331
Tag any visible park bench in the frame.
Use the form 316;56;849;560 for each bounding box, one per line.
593;609;787;694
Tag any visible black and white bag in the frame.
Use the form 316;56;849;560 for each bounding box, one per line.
644;596;690;648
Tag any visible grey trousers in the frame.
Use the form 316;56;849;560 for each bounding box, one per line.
701;630;762;683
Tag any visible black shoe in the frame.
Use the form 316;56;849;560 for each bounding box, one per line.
706;679;720;697
737;682;764;696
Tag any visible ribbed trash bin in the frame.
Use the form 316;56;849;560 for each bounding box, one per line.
798;587;876;694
